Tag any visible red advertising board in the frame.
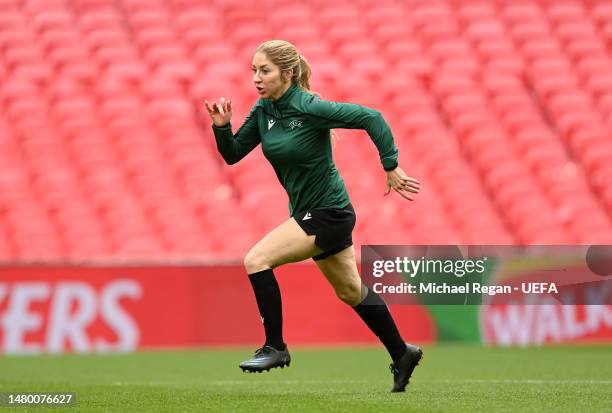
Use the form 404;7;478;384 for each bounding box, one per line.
482;303;612;346
481;258;612;346
0;264;436;354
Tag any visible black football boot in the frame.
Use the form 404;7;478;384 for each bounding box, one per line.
239;345;291;373
390;343;423;392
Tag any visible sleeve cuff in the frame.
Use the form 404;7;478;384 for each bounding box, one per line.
212;123;231;131
381;152;398;171
212;123;232;140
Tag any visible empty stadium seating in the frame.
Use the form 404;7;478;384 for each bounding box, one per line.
1;0;611;261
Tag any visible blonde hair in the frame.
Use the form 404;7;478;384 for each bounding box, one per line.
255;39;338;145
255;40;312;92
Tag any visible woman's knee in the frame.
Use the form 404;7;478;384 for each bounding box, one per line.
244;249;272;273
335;283;362;306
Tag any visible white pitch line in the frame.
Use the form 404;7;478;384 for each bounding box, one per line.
111;379;370;386
110;378;612;387
439;379;612;385
209;380;370;385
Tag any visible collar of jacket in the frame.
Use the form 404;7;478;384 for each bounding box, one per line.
271;84;299;110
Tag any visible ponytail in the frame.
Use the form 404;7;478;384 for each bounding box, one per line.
297;54;312;92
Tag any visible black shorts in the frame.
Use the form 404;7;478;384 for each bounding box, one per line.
293;203;356;261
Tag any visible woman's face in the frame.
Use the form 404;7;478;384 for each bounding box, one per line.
252;52;291;100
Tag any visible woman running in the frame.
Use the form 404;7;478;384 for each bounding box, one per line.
204;40;422;392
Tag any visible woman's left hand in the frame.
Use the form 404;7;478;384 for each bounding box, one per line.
385;167;421;201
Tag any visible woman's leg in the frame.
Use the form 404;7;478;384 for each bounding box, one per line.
244;217;323;273
314;245;408;360
315;245;423;391
243;217;323;353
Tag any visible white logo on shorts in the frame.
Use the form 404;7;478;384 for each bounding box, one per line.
303;212;312;221
268;119;275;130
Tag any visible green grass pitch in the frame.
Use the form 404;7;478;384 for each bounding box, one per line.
0;345;610;412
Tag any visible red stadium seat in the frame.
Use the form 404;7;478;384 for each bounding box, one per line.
0;0;610;260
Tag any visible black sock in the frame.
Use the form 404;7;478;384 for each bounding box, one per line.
352;287;407;362
248;269;285;351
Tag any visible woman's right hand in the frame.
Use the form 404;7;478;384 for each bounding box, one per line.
204;97;232;127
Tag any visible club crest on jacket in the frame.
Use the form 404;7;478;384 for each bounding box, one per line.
288;120;302;130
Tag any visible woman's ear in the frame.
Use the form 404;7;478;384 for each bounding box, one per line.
282;68;293;83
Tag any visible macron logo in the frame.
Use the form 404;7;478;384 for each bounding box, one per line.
268;119;275;130
302;212;312;221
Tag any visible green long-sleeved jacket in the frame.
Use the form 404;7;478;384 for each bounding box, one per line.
212;84;399;216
